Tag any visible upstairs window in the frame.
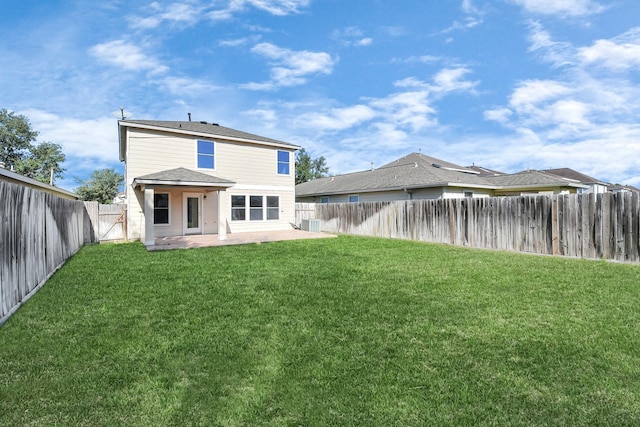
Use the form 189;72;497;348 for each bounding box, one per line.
277;150;290;175
197;140;215;169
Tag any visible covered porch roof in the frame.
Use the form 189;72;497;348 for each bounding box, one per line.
133;167;235;189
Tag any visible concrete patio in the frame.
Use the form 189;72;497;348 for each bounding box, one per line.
147;229;336;251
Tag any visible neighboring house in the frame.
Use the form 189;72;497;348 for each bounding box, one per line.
119;120;299;245
607;184;640;194
0;164;78;200
483;170;589;196
112;191;126;204
538;168;609;194
295;153;588;203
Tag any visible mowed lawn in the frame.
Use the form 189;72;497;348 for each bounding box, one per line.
1;236;640;426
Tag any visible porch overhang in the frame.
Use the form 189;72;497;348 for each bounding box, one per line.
132;167;235;190
134;168;235;246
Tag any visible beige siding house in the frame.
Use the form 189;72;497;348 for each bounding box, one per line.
296;153;588;203
119;120;299;246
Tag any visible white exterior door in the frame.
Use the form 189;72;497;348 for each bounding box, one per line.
183;193;202;235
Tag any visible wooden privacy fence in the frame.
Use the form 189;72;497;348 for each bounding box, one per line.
84;202;127;243
1;181;88;324
296;192;640;262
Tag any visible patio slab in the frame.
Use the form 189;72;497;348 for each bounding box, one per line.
147;229;336;251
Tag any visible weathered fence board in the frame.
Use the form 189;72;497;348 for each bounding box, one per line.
1;181;91;324
296;193;640;262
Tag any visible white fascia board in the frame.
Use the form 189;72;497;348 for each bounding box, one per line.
133;179;235;189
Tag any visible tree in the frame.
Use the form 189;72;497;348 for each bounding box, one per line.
0;109;66;185
0;109;39;168
295;148;329;184
75;168;124;204
15;142;66;184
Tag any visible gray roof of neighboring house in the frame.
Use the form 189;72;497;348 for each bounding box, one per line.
296;153;591;197
483;170;587;188
119;119;298;162
465;165;505;176
296;153;492;197
133;167;235;188
539;168;605;185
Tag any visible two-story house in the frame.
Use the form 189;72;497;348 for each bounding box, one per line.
118;120;299;246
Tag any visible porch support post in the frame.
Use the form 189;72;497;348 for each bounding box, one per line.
217;190;227;240
144;186;155;246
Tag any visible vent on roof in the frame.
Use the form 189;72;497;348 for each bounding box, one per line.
200;121;208;124
432;163;441;168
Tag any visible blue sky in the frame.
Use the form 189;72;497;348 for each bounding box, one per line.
1;0;639;191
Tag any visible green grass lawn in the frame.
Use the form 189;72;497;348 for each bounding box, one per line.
1;236;640;426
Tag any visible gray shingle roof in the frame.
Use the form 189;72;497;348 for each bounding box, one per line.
483;170;585;187
296;153;591;197
540;168;604;185
133;168;235;188
121;120;298;147
296;153;492;197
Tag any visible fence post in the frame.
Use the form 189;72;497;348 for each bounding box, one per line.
551;196;560;255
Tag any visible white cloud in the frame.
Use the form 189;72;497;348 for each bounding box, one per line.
432;67;478;93
332;27;373;47
394;67;478;95
509;79;572;112
160;76;222;96
578;27;640;71
507;0;605;17
527;21;574;67
297;105;377;131
243;42;336;89
129;2;201;29
89;40;168;74
461;0;479;14
129;0;310;28
242;0;310;15
369;91;437;132
482;24;640;186
207;0;309;21
219;36;261;47
23;110;117;161
484;108;513;123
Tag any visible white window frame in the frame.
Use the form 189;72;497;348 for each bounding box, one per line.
231;195;246;221
277;150;290;175
231;195;280;221
153;192;171;226
249;195;263;221
196;139;216;170
267;196;279;220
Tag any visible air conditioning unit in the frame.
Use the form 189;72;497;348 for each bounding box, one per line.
301;219;321;232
